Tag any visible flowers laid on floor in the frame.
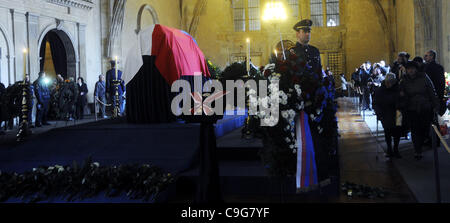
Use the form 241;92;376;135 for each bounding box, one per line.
0;157;174;203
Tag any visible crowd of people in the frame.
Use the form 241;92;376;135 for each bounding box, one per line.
350;50;446;160
0;61;125;134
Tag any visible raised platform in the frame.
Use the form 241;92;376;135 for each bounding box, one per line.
1;112;339;203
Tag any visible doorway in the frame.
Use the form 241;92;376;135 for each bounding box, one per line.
39;29;76;80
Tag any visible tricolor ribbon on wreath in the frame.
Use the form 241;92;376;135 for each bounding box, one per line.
295;111;318;192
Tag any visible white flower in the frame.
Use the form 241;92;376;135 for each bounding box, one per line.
249;96;257;104
290;144;295;149
294;84;300;90
260;97;269;108
260;111;266;117
248;89;257;95
288;109;296;117
293;149;297;154
93;162;100;167
282;111;289;119
48;166;55;171
32;168;37;172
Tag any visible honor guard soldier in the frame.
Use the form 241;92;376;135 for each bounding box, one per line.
106;60;125;116
291;19;323;75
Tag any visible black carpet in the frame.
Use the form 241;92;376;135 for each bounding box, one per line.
0;118;200;175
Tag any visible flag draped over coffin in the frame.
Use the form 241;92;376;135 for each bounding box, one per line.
123;24;210;85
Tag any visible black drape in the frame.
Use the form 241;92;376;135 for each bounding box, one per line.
39;31;67;78
126;56;210;124
126;56;175;123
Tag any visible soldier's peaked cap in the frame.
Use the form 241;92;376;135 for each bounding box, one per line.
293;19;313;31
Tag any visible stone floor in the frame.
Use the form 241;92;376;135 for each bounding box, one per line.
335;97;416;203
350;97;450;203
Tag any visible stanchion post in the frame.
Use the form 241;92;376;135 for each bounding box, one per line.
431;125;442;203
16;80;31;142
376;117;379;160
94;97;98;122
112;80;120;118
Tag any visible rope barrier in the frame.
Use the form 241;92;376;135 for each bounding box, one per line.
431;124;450;154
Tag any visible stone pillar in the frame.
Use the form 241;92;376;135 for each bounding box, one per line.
100;0;111;73
77;23;87;80
11;9;28;83
26;12;39;80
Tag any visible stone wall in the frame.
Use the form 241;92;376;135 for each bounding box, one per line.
191;0;396;80
0;0;102;104
394;0;415;58
119;0;181;72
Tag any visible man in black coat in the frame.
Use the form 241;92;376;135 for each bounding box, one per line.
76;77;88;120
391;52;410;80
33;72;51;127
373;73;402;159
399;61;440;160
424;50;446;116
360;63;372;110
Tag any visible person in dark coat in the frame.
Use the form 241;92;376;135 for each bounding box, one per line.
33;72;51;127
391;52;410;80
412;56;425;72
373;73;402;159
360;63;372;110
94;74;107;118
424;50;446;116
59;78;78;121
399;61;440;160
76;77;88;120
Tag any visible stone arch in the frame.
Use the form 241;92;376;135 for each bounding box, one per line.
38;24;78;62
135;4;160;34
0;22;14;84
38;24;77;80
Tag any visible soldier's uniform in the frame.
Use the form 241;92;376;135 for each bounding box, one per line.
291;19;337;184
106;61;125;115
290;19;323;75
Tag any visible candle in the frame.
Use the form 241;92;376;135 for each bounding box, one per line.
23;48;27;80
274;49;278;58
246;38;250;74
115;56;118;80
